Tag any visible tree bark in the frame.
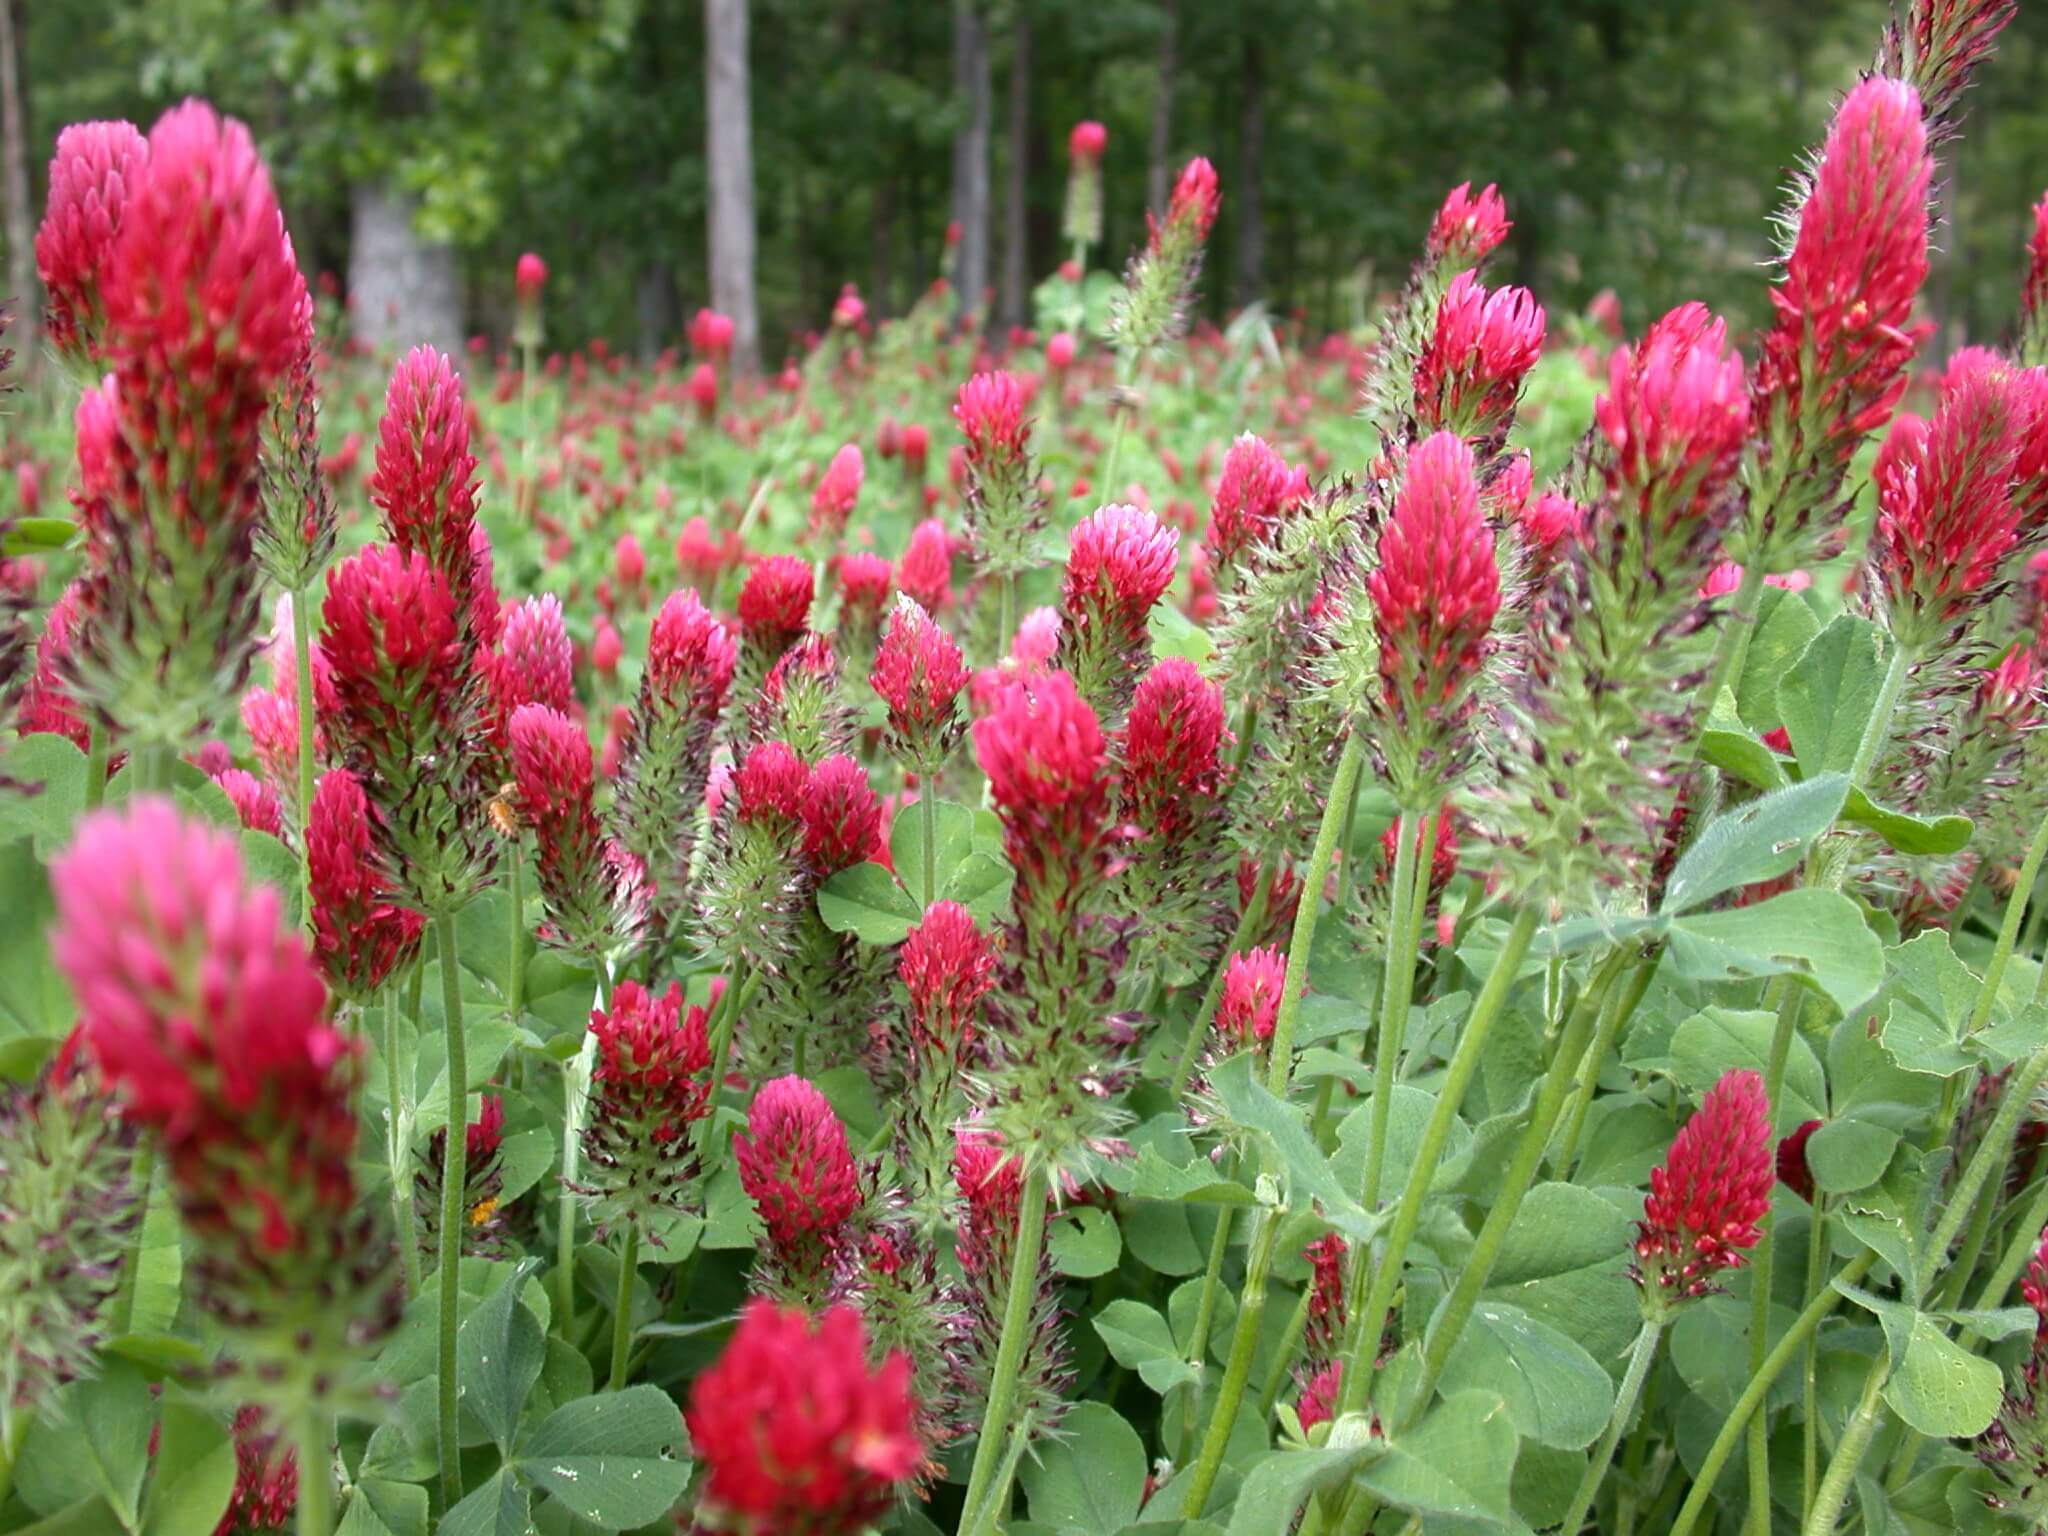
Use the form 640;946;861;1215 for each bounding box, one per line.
347;183;462;361
635;260;679;361
0;0;36;370
948;0;992;331
705;0;761;374
999;13;1032;329
1147;0;1179;216
1233;32;1264;307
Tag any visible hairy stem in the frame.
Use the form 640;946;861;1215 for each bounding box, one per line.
1265;735;1365;1093
294;1413;332;1536
1556;1319;1665;1536
386;983;420;1301
608;1224;640;1390
434;912;469;1511
291;587;316;936
1180;1200;1279;1518
1363;810;1431;1213
957;1165;1051;1530
1804;1352;1888;1536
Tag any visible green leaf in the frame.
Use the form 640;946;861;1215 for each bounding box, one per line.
3;515;81;554
139;1404;234;1536
1206;1054;1380;1241
1661;1007;1826;1128
335;1478;431;1536
1220;1445;1378;1536
1019;1401;1147;1535
437;1471;531;1536
511;1385;690;1529
1658;773;1848;914
1148;601;1216;665
1092;1300;1201;1396
1352;1389;1518;1525
1779;615;1890;780
891;797;975;910
1736;584;1822;731
815;860;921;944
458;1258;548;1453
944;851;1015;923
125;1173;184;1339
20;1362;154;1528
1880;932;1983;1078
1664;887;1884;1014
1840;790;1971;857
1883;1314;2003;1438
1432;1300;1614;1450
1699;716;1789;794
0;734;90;855
1807;1118;1898;1195
1051;1205;1123;1278
0;838;68;1036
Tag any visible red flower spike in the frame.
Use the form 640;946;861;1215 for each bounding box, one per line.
811;443;865;539
898;517;955;612
1058;503;1179;713
690;307;736;362
514;252;547;299
800;755;882;876
1215;947;1286;1050
1425;181;1511;267
581;980;715;1238
1068;120;1108;165
1122;657;1226;844
509;704;626;955
648;588;738;709
1596;302;1750;531
1303;1233;1349;1363
306;769;425;1002
836;553;894;645
368;346;480;596
954;371;1031;478
320;543;465;765
2021;1224;2048;1331
1164;157;1221;244
899;901;996;1059
1206;433;1308;570
486;593;574;746
871;597;969;773
739;555;815;643
735;1076;864;1287
35;120;148;371
1634;1068;1774;1313
1297;1363;1344;1434
685;1301;923;1536
1412;270;1545;437
973;669;1108;819
735;741;811;828
214;767;282;836
2024;191;2048;320
218;1406;298;1534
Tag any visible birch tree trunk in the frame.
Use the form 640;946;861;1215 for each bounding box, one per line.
705;0;761;375
999;13;1032;329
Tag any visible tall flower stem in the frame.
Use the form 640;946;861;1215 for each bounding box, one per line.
1555;949;1662;1174
1264;736;1365;1089
1180;1198;1279;1518
1695;561;1769;733
1666;1249;1877;1536
918;789;938;908
1966;802;2048;1039
1801;1200;1829;1518
83;724;108;809
386;982;420;1300
608;1225;640;1390
1743;976;1808;1533
505;849;526;1035
1362;810;1433;1212
1805;1356;1888;1536
1974;1171;2048;1311
434;912;469;1512
956;1164;1051;1530
557;962;613;1339
294;1415;332;1536
1555;1319;1665;1536
1167;880;1271;1100
1097;351;1139;503
291;587;316;934
1174;1153;1239;1468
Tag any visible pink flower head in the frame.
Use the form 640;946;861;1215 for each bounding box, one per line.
1872;357;2027;645
901;423;930;478
1215;946;1286;1049
588;980;714;1162
690;307;736;362
953;371;1031;476
514;252;547;299
1059;503;1178;705
1068;120;1108;165
18;582;93;753
811;444;865;538
1297;1363;1344;1434
51;799;353;1262
1206;433;1308;568
1425;181;1511;267
1777;1118;1823;1203
1303;1233;1348;1362
837;552;894;631
1014;606;1063;669
1412;270;1545;437
739;555;815;643
647;588;738;712
35;120;149;369
1596;302;1750;531
1046;332;1077;370
1368;431;1500;766
800;755;882;875
898;517;954;612
685;1301;923;1536
973;669;1108;817
832;285;867;330
306;769;424;1001
214;767;282;836
509;704;619;947
1633;1068;1773;1311
615;532;647;591
871;597;969;769
1121;656;1227;843
676;515;734;589
1759;79;1932;459
1518;492;1585;561
2023;1224;2048;1330
369;347;480;594
487;594;574;745
900;900;996;1057
735;740;811;828
1163;156;1221;245
320;544;465;766
736;1076;864;1252
953;1125;1027;1280
687;361;721;421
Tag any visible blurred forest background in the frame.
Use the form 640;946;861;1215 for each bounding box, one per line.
6;0;2047;371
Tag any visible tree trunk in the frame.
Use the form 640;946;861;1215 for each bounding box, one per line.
1146;0;1179;216
705;0;761;374
948;0;992;331
0;0;36;371
635;260;679;361
999;13;1032;329
347;183;462;361
1233;32;1264;308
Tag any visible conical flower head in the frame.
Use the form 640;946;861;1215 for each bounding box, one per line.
1412;270;1545;441
1121;656;1226;844
369;346;480;598
799;755;881;877
1425;181;1510;269
1872;357;2028;649
306;769;423;1002
690;307;736;362
1368;431;1499;798
1206;433;1308;572
1215;946;1286;1051
1595;302;1749;539
898;519;955;612
899;900;996;1060
736;740;811;829
580;980;713;1239
835;553;893;649
1057;503;1180;718
648;588;738;709
1062;121;1108;249
2023;191;2048;355
1111;157;1220;356
35;119;148;373
254;296;337;593
485;593;574;751
754;630;850;762
871;596;968;774
510;704;633;955
1633;1068;1773;1315
685;1301;923;1536
740;556;816;647
1876;0;2015;139
811;443;865;539
736;1076;864;1301
953;371;1042;578
952;1123;1071;1431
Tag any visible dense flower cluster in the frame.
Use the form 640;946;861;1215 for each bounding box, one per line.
1633;1069;1774;1315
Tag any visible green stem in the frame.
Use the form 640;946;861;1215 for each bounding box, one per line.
1258;1284;1315;1423
291;588;317;936
294;1414;332;1536
1801;1201;1827;1522
1974;1171;2048;1311
1175;1170;1238;1469
1362;810;1430;1213
694;971;762;1175
1744;977;1807;1534
1966;801;2048;1038
918;790;938;911
84;723;109;809
108;1149;155;1335
1666;1250;1876;1536
1180;1200;1280;1518
1266;736;1365;1094
608;1225;640;1390
1555;1319;1665;1536
1696;562;1769;728
1929;1039;2048;1291
964;1413;1037;1536
1804;1352;1889;1536
1168;882;1270;1100
557;964;613;1339
386;984;420;1301
957;1166;1051;1530
506;847;526;1032
1556;950;1661;1176
997;574;1016;661
434;913;469;1512
1338;906;1541;1421
1848;638;1914;788
136;740;174;795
